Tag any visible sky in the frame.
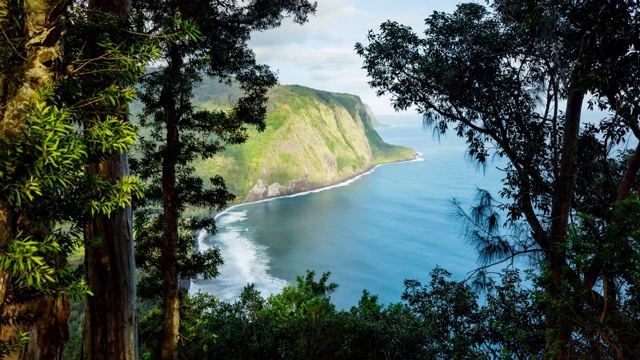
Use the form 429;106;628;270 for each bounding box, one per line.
248;0;463;116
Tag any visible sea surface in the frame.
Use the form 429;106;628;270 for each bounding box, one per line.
191;114;508;309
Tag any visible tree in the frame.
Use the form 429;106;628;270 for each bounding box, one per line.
0;0;81;358
74;0;140;358
147;268;544;360
0;1;147;358
130;1;317;358
172;271;343;360
356;1;640;358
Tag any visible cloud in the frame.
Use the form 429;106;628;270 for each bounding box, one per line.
248;0;463;114
249;0;365;48
255;47;356;66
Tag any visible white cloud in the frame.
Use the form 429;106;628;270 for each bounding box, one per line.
255;47;355;66
248;0;464;115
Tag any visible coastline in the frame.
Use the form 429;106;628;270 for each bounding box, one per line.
192;151;421;297
211;151;422;220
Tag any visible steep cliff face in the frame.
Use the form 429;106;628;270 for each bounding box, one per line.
194;84;416;202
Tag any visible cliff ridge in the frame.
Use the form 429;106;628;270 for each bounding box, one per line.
193;83;416;202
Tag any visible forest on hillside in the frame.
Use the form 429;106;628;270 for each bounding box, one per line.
1;1;640;360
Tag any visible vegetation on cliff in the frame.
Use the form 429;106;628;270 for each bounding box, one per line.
193;83;415;201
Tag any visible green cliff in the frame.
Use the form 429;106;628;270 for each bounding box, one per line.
193;84;416;202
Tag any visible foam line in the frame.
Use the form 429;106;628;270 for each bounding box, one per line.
215;154;422;218
191;215;288;301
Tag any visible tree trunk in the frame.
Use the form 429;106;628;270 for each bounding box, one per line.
544;82;585;359
159;59;180;360
82;0;138;359
616;140;640;202
1;0;70;358
0;0;7;116
14;297;70;360
160;138;180;360
83;155;138;360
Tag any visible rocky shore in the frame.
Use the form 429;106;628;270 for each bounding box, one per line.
240;151;419;204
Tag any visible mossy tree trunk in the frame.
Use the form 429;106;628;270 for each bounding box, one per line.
0;0;70;358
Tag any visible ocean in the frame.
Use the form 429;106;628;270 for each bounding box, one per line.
191;114;507;309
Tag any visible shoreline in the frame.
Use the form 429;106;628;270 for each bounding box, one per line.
212;151;422;220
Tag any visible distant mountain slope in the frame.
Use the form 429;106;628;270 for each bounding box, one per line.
364;104;390;128
193;83;416;202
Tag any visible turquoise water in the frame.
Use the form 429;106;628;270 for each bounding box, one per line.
192;114;506;309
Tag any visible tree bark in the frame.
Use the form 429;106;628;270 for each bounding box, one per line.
159;53;181;360
160;123;180;360
0;0;7;113
615;135;640;203
1;0;70;358
83;155;138;360
82;0;138;359
15;297;70;360
544;80;585;360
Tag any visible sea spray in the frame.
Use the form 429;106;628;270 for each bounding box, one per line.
191;211;288;302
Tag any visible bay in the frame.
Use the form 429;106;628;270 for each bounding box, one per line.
191;114;506;309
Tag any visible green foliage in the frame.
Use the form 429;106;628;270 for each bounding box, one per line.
0;89;86;208
356;1;640;356
133;210;224;301
548;194;640;358
1;3;156;355
166;271;343;360
401;268;484;358
339;291;427;359
0;84;133;353
61;299;84;360
1;234;58;290
157;268;545;360
0;332;29;359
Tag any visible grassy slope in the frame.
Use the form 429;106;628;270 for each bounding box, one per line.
193;83;415;201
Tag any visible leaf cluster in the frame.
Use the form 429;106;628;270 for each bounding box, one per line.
0;3;156;354
356;1;640;356
137;268;545;360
